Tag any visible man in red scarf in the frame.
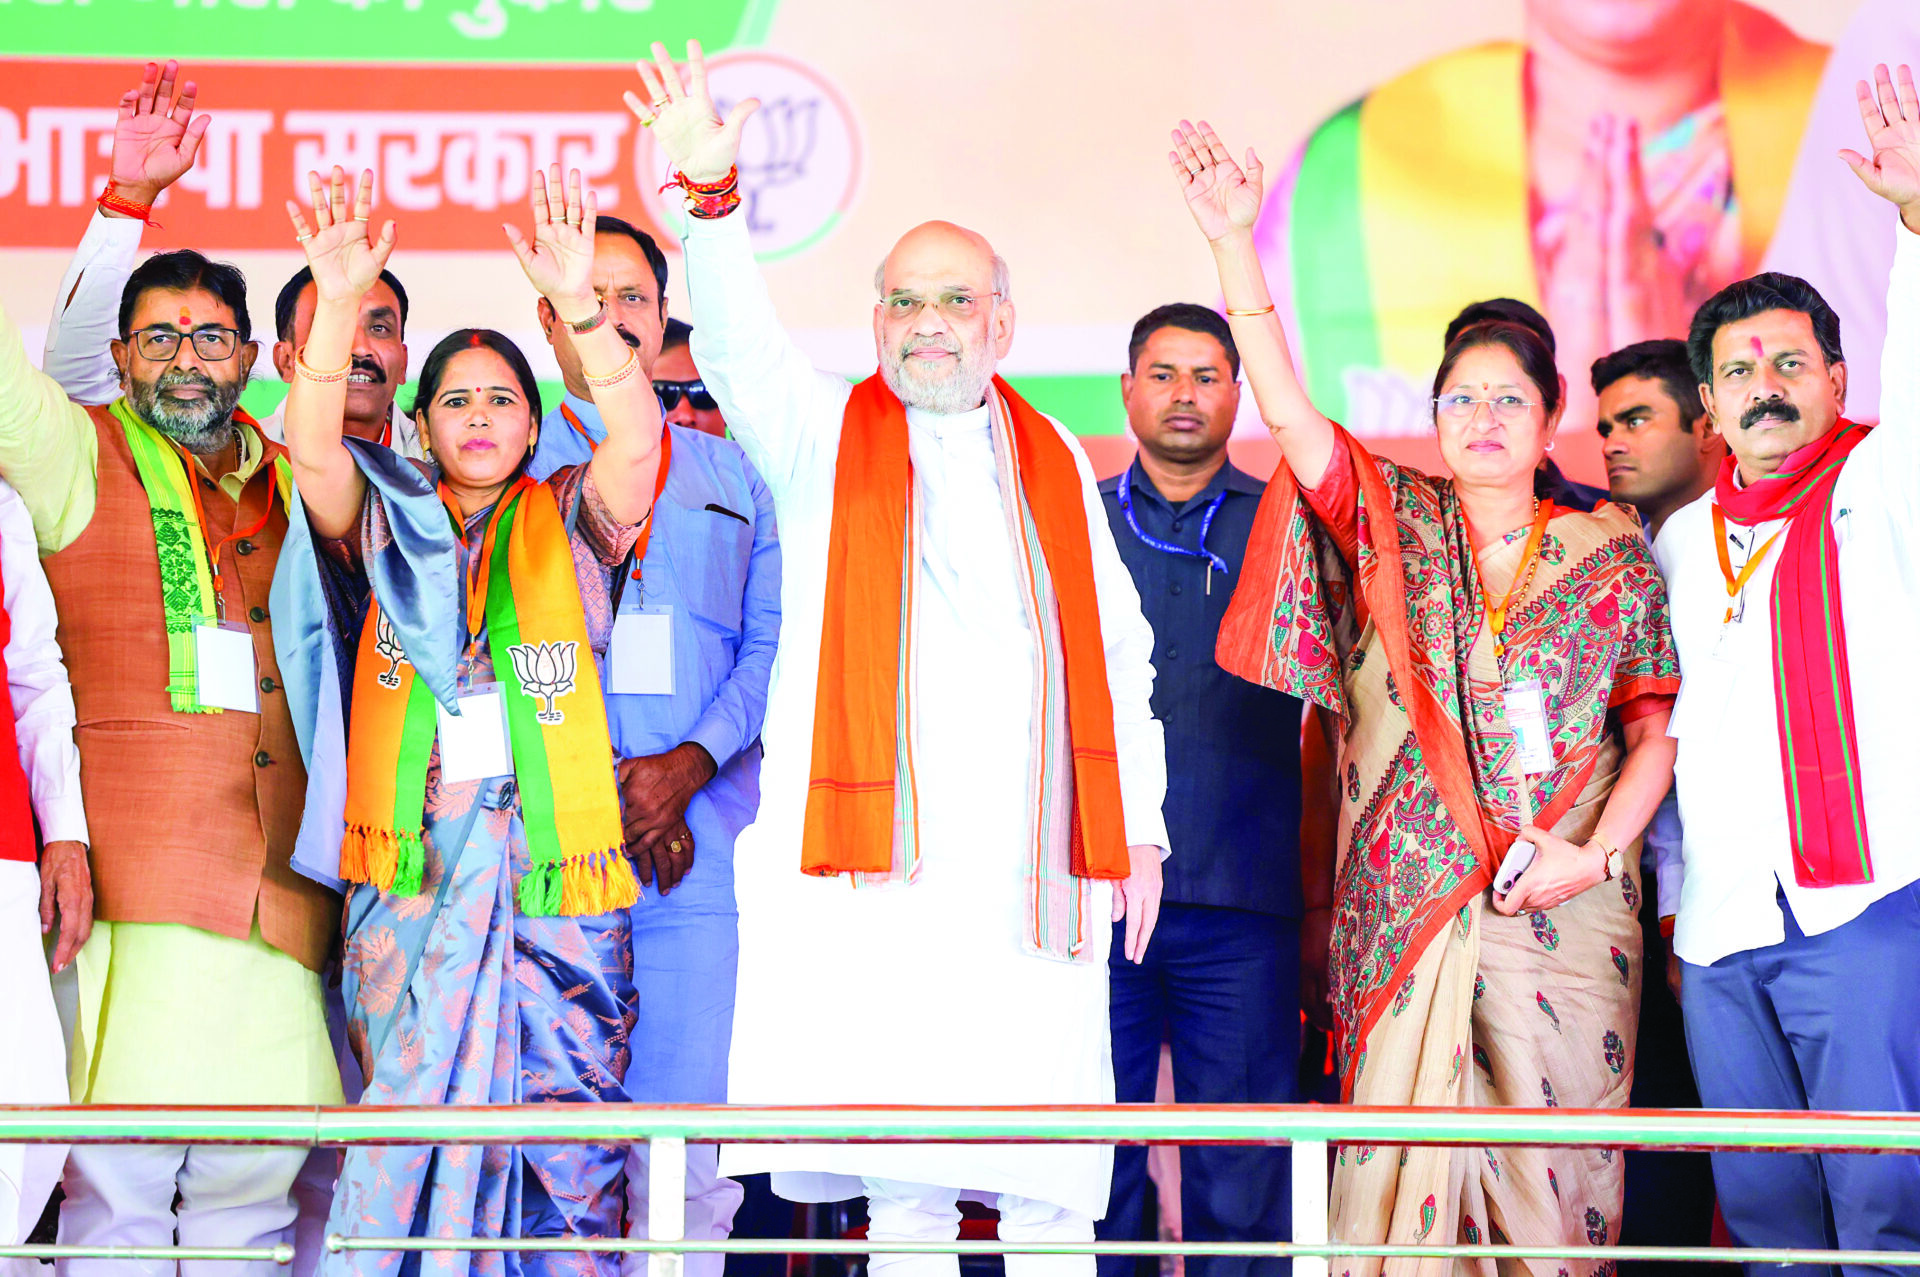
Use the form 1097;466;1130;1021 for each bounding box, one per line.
1651;60;1920;1260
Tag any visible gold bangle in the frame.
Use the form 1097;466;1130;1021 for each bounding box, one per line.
294;348;352;384
582;347;641;390
1224;304;1276;318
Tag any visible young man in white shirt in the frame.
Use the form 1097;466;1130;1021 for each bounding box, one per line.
1653;62;1920;1262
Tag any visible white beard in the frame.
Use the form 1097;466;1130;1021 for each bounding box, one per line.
881;335;996;416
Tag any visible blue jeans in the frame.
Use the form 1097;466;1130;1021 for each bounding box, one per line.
1681;882;1920;1277
1097;904;1300;1277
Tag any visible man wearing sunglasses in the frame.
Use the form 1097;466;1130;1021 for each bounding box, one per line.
530;216;779;1276
0;62;340;1275
656;318;729;438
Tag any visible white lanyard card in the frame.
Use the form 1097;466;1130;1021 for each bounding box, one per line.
436;682;513;783
194;619;258;713
1501;678;1556;775
609;603;674;696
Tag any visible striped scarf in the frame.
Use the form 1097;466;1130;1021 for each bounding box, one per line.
1714;419;1873;887
802;375;1129;961
341;476;635;916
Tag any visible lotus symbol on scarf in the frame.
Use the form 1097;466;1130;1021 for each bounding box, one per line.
507;641;578;725
373;611;407;690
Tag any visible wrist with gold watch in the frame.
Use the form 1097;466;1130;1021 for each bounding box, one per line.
1587;833;1624;882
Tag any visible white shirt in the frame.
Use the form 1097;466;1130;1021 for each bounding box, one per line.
682;210;1167;1217
0;480;87;848
1654;220;1920;968
40;211;422;460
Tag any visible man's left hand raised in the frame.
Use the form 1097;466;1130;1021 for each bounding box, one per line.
1113;843;1163;965
617;742;717;895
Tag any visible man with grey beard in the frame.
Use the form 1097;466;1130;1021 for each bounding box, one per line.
0;240;339;1274
630;41;1167;1275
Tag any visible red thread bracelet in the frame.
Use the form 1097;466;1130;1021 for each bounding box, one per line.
98;179;161;228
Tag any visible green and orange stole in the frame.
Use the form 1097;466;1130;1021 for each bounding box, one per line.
341;475;634;916
801;374;1129;960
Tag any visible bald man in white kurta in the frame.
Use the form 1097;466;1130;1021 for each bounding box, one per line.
681;205;1168;1247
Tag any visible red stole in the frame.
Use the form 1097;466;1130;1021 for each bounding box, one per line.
1714;419;1873;886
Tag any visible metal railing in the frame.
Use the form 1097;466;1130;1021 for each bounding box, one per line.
4;1103;1919;1273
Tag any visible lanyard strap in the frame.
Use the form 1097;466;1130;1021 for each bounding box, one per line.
1472;497;1554;661
175;444;276;617
439;477;529;660
1711;504;1787;624
560;402;596;453
1116;466;1230;585
609;428;676;614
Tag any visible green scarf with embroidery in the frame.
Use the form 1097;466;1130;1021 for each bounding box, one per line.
112;398;286;713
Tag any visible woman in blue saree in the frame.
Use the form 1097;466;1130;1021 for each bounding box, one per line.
272;163;665;1276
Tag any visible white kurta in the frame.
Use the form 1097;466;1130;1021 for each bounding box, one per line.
683;213;1169;1220
1653;219;1920;968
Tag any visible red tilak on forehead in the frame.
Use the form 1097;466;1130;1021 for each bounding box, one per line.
1751;336;1765;356
179;307;192;328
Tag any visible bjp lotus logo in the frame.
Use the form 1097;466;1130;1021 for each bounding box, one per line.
373;611;407;690
507;641;578;725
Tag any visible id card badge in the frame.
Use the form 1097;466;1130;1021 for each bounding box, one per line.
436;682;513;783
193;619;258;713
1501;678;1556;775
609;604;675;696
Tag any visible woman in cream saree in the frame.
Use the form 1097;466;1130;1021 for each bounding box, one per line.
1169;118;1680;1274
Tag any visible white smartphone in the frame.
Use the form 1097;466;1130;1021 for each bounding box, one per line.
1494;839;1537;897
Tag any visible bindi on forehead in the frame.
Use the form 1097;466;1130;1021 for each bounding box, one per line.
179;307;192;328
1750;336;1766;357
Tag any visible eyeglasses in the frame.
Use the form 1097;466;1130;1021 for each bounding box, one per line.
653;379;717;412
1433;393;1541;424
879;290;1000;322
130;326;242;362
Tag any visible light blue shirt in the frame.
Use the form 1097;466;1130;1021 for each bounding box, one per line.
531;393;780;913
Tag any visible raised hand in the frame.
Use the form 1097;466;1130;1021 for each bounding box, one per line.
624;40;758;185
285;167;397;305
504;165;598;320
1170;120;1264;243
1605;113;1689;349
1841;63;1920;226
109;59;211;206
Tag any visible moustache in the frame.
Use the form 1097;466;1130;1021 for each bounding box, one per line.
899;336;959;359
350;356;386;383
617;327;641;350
1740;400;1801;430
157;369;217;394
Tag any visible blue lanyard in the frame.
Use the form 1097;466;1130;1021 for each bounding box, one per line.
1117;465;1230;593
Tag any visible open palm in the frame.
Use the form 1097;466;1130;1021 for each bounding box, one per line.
285;167;396;305
1842;63;1920;211
505;165;597;307
1171;120;1264;243
624;40;759;186
111;60;210;196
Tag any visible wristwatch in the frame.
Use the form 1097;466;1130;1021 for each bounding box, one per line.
1590;834;1624;882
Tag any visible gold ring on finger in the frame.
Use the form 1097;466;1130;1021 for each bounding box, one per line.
651;99;671;112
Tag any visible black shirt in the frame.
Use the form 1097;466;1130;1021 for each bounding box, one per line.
1099;458;1304;917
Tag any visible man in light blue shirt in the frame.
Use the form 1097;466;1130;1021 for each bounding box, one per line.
532;220;781;1275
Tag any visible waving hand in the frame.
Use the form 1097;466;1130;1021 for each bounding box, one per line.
505;165;598;317
285;167;397;305
624;40;759;186
1171;120;1264;243
1841;63;1920;228
110;60;211;205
